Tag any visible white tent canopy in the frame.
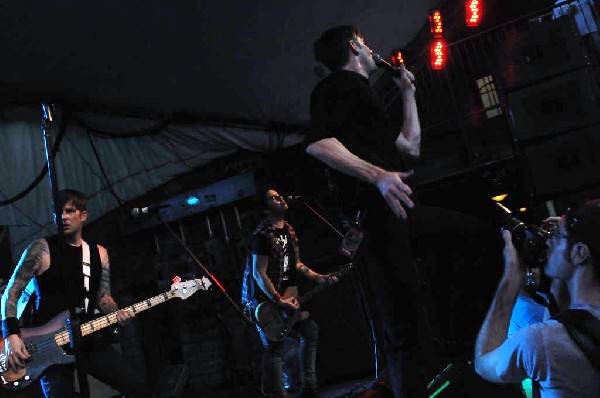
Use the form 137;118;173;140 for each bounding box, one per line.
0;107;303;256
0;0;443;256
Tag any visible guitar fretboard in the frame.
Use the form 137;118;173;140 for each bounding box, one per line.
54;290;175;347
299;263;353;305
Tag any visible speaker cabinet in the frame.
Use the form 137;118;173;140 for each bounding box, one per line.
500;15;589;89
523;126;600;198
507;68;600;141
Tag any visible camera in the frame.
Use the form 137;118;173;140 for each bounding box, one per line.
495;202;551;269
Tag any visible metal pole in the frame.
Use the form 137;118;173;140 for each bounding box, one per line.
41;103;90;398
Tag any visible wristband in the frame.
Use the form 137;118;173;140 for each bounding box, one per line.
2;317;20;339
272;293;282;303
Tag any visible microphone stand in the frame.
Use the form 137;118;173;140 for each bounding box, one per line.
156;213;253;326
41;103;90;398
290;197;382;379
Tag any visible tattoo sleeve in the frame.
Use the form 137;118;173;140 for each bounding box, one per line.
297;263;311;276
295;246;313;277
297;262;319;280
96;246;118;314
1;239;47;319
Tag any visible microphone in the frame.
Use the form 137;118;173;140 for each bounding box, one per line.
130;204;170;217
372;53;404;77
285;195;303;201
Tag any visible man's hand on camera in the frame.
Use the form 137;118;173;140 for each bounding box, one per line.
541;216;562;231
502;230;526;282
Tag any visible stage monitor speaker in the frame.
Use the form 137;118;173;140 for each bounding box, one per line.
523;125;600;199
507;68;600;141
500;15;588;89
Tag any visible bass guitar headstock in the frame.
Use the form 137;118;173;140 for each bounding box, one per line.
171;276;212;300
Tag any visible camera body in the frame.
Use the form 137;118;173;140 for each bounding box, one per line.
496;203;550;270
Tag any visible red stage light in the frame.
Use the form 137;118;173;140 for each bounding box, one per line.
391;49;404;66
466;0;482;27
429;10;444;38
430;39;447;70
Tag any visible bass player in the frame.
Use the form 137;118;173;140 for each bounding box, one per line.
241;187;337;398
1;189;152;397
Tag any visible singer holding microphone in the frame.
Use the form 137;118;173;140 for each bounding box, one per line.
306;25;428;398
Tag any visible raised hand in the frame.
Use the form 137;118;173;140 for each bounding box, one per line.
392;63;416;94
502;229;525;282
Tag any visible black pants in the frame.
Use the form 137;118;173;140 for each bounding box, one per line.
257;318;319;398
39;341;150;398
355;202;498;398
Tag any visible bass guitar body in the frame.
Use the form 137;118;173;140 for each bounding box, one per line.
1;277;211;390
0;311;74;390
255;286;308;343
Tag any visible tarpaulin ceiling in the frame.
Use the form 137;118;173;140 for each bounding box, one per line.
0;0;441;255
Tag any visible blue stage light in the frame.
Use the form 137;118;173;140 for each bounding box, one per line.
186;195;200;206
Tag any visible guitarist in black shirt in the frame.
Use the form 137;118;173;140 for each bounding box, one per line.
241;188;337;398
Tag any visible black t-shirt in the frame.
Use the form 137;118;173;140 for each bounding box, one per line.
307;70;408;213
308;69;405;171
34;236;102;326
250;226;297;289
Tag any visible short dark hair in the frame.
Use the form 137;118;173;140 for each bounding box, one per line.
314;25;361;72
566;199;600;274
57;189;87;211
254;184;275;210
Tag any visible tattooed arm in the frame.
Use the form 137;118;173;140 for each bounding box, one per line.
2;239;49;319
95;245;134;325
96;245;118;313
1;239;50;370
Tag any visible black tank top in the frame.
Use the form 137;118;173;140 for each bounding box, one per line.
32;235;102;326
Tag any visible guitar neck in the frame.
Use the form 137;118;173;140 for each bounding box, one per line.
298;283;327;305
54;290;177;347
298;263;353;306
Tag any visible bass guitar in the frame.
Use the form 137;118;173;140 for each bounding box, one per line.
0;277;211;390
255;262;354;342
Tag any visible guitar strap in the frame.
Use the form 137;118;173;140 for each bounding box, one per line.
82;240;91;313
553;309;600;372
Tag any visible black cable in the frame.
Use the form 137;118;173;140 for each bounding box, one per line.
86;131;126;209
72;113;170;139
0;188;43;228
0;111;69;207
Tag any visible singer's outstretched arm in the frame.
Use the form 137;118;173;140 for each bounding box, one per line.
306;138;414;219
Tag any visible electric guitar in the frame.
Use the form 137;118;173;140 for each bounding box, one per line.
0;277;212;390
255;262;354;342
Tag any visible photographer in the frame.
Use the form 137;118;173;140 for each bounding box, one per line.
474;199;600;396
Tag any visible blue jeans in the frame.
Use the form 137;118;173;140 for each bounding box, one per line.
257;317;319;398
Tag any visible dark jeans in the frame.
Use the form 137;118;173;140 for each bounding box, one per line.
257;317;319;398
356;201;498;398
39;341;150;398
